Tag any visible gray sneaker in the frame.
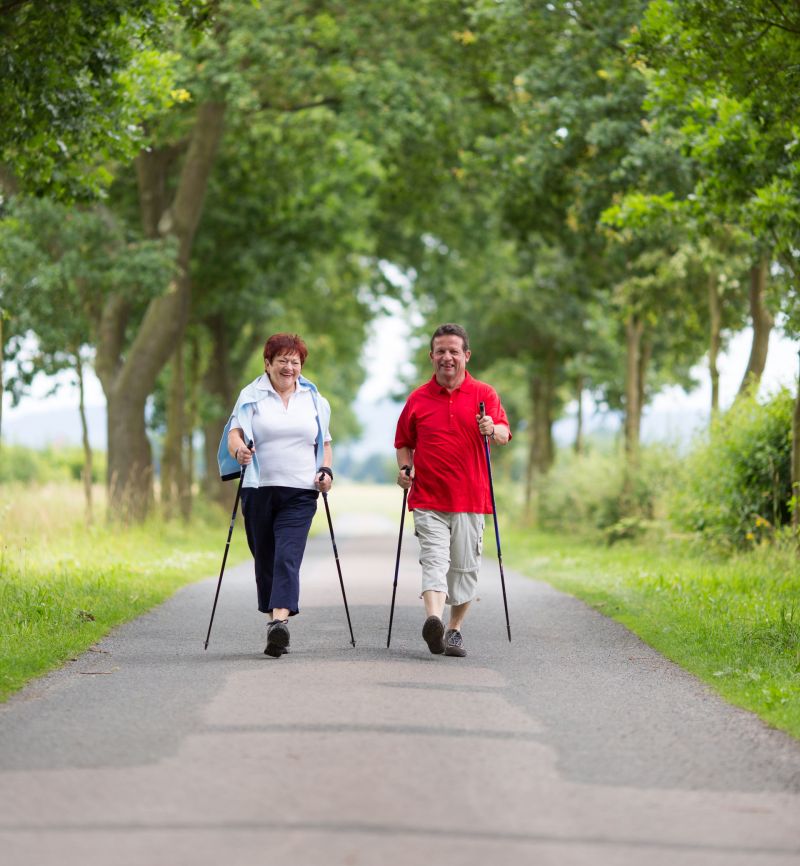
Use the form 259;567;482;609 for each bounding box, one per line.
422;615;445;654
444;629;466;657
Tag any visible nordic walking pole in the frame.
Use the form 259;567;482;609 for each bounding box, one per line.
387;465;411;648
479;402;511;642
204;439;253;650
320;479;356;647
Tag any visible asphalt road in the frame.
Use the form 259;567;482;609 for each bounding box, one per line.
1;510;799;866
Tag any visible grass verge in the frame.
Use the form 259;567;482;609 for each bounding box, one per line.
0;483;249;701
505;527;800;739
0;479;400;702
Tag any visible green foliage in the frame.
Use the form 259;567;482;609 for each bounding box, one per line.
0;0;191;197
634;0;800;338
534;441;676;539
0;445;105;485
672;390;794;548
0;196;176;404
1;0;798;522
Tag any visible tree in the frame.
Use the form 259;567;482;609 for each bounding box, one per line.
635;0;800;530
0;198;175;517
0;0;194;198
98;0;496;518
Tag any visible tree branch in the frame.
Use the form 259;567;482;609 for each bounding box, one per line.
570;10;628;57
260;96;342;114
95;293;130;394
170;100;226;263
765;0;800;32
749;15;800;36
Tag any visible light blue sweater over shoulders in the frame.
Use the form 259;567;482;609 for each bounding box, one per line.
217;374;331;487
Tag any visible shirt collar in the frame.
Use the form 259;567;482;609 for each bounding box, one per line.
426;370;474;395
256;373;309;395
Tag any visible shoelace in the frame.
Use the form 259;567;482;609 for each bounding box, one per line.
447;631;463;646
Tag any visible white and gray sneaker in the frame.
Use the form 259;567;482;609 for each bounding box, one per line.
444;628;466;657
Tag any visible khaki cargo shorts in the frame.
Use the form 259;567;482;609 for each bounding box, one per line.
413;509;485;606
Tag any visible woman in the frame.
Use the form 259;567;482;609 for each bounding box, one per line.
218;333;333;658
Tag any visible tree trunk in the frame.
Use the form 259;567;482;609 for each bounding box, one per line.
708;271;722;415
524;356;556;519
182;331;201;520
737;255;774;398
96;101;226;521
524;384;539;524
624;314;644;464
574;375;584;455
106;387;154;521
637;338;651;438
200;313;265;503
543;352;556;470
202;314;236;504
161;340;186;519
76;352;93;525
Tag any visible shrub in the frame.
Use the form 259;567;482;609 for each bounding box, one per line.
0;445;105;485
535;442;676;539
671;389;793;548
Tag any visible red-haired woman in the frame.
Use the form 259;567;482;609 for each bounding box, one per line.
218;333;333;657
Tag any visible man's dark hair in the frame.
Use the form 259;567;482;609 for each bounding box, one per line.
430;323;470;352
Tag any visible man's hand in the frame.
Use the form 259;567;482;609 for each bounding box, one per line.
476;413;495;438
397;465;413;490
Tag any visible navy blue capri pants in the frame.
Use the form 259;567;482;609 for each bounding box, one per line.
240;486;319;616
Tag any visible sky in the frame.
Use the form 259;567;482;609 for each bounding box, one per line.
357;312;799;420
2;310;798;450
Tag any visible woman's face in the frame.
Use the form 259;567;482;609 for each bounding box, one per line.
265;351;303;392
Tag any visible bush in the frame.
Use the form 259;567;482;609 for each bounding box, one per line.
671;389;793;549
0;445;105;485
535;442;676;539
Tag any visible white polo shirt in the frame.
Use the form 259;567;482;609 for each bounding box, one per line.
232;375;332;489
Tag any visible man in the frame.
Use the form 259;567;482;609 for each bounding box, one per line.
394;323;511;657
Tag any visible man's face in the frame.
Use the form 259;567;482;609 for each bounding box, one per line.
430;334;470;388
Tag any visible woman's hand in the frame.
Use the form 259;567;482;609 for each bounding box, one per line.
315;466;333;493
235;442;254;465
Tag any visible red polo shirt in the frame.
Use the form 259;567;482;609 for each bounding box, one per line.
394;371;511;514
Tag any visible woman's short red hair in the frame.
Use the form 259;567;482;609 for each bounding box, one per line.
263;333;308;365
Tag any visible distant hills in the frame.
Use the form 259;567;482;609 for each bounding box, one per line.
2;404;107;449
0;395;709;457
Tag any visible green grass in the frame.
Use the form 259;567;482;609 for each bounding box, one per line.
0;479;400;701
505;527;800;739
0;482;250;701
